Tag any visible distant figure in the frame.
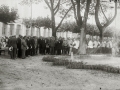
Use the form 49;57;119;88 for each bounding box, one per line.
73;39;79;54
21;36;28;59
87;39;93;54
0;40;2;55
108;38;112;54
101;39;106;53
68;38;73;55
17;35;22;58
62;39;68;55
93;39;100;54
49;37;55;55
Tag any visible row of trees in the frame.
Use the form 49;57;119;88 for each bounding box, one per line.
58;22;113;37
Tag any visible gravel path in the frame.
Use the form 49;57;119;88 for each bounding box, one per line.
0;55;120;90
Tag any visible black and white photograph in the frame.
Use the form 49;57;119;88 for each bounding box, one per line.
0;0;120;90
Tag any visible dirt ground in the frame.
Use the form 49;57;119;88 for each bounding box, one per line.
0;55;120;90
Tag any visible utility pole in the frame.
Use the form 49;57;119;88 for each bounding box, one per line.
30;0;33;36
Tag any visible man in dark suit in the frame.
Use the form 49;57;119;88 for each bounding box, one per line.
17;35;22;58
34;36;38;55
38;37;42;54
29;37;33;56
26;36;31;56
49;37;55;55
46;38;50;54
55;39;59;55
31;37;35;56
8;35;17;59
56;38;63;55
21;36;28;59
41;38;46;55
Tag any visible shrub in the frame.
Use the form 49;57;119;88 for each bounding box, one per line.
42;56;56;62
67;63;120;74
67;62;85;69
53;59;69;66
42;56;120;74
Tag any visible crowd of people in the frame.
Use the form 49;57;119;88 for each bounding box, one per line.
0;35;79;59
87;38;113;54
0;35;117;59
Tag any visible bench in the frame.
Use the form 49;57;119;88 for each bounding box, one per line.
0;49;5;55
0;47;8;55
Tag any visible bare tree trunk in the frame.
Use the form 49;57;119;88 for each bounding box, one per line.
99;28;105;43
95;0;117;43
51;13;56;38
77;0;91;55
31;27;33;36
39;28;41;37
78;28;87;54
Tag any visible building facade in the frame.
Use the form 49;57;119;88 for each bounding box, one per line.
0;22;52;38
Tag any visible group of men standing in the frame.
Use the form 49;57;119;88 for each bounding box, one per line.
8;35;28;59
7;35;75;59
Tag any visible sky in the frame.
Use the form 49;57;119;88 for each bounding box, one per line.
0;0;51;18
0;0;120;29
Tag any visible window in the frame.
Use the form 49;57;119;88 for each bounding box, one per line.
10;24;14;35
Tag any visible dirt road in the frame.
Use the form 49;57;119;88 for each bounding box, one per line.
0;55;120;90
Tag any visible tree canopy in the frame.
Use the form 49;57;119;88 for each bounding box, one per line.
0;5;19;24
23;16;52;28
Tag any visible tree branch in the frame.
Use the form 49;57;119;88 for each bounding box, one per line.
54;5;60;15
82;0;91;27
44;0;51;10
71;0;78;24
54;0;61;11
81;0;85;4
60;0;69;5
55;6;72;31
76;0;82;26
104;1;117;28
52;0;54;4
100;4;109;22
95;0;103;30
